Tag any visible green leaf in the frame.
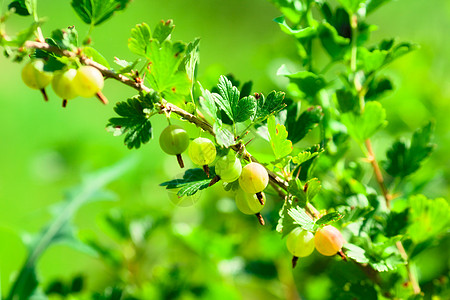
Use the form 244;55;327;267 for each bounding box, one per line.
305;178;321;202
83;46;110;68
292;150;320;165
335;89;359;113
365;77;393;101
252;91;286;123
183;38;200;82
337;0;364;14
7;21;41;47
286;106;323;144
107;93;156;149
160;168;215;197
267;115;293;160
366;0;392;15
273;16;316;39
7;158;135;300
384;122;435;178
71;0;131;26
341;101;386;143
153;19;175;43
113;57;139;74
279;68;327;98
407;195;450;244
213;123;234;148
276;198;297;238
51;26;78;51
214;75;256;123
287;206;315;231
316;212;344;226
128;22;151;56
357;47;387;73
318;22;350;60
8;0;36;17
145;40;191;105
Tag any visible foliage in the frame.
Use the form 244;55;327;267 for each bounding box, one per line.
0;0;448;299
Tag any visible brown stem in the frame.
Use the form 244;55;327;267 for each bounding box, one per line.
96;91;108;105
365;139;391;209
208;175;220;187
202;165;210;177
62;99;67;108
292;256;299;269
40;88;48;101
176;154;184;168
255;213;265;226
256;192;265;205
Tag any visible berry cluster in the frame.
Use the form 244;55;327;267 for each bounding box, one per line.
21;59;105;107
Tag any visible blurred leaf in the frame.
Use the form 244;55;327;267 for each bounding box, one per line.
83;46;110;68
318;22;350;60
357;47;387;73
288;206;315;231
107;93;156;149
153;19;175;43
279;67;327;98
71;0;131;26
316;212;344;226
407;195;450;244
273;16;316;38
365;77;393;101
252;91;286;123
267;115;293;160
384;122;435;178
51;26;78;51
128;22;151;56
183;38;200;82
305;178;321;202
287;106;323;144
292;150;320;165
335;89;359;113
160;168;215;197
366;0;392;15
337;0;364;14
385;209;409;237
8;0;36;16
341;101;386;143
213;123;234;148
6;21;41;47
113;57;139;74
277;198;298;237
7;158;135;300
288;178;307;208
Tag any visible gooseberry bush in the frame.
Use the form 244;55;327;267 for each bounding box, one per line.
1;0;449;299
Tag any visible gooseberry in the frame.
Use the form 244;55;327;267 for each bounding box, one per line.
72;66;104;98
51;69;78;107
215;152;242;183
235;189;265;215
238;162;269;204
21;59;53;100
188;137;216;176
314;225;345;256
159;124;190;168
286;228;315;258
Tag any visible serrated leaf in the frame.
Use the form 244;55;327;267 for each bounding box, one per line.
384;122;435;178
280;69;327;99
128;22;151;56
183;38;200;82
341;101;386;143
344;243;370;264
113;57;139;74
286;106;323;144
252;91;286;122
267;115;293;160
153;19;175;43
335;89;359;113
83;46;110;68
407;195;450;244
365;77;393;101
305;178;321;202
287;206;315;231
357;47;387;73
160;168;215;196
276;198;297;238
51;27;78;51
273;16;316;39
71;0;131;26
107;93;156;149
213;75;257;123
213;123;234;148
292;151;320;165
288;179;307;208
145;40;191;105
318;22;350;60
316;212;344;226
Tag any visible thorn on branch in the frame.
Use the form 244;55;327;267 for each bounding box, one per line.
96;92;108;105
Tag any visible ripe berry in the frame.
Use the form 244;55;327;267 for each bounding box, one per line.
51;69;78;107
286;228;315;258
238;162;269;204
235;189;265;215
314;225;345;256
188;137;216;176
159;125;190;168
21;59;53;100
215;152;242;183
72;66;104;98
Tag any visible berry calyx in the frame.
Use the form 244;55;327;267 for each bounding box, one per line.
21;59;53;101
159;125;190;168
72;66;105;100
286;228;315;258
238;162;269;203
188;137;216;176
51;69;78;107
314;225;345;256
214;152;242;183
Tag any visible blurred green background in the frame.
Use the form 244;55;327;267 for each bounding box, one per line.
0;0;449;299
